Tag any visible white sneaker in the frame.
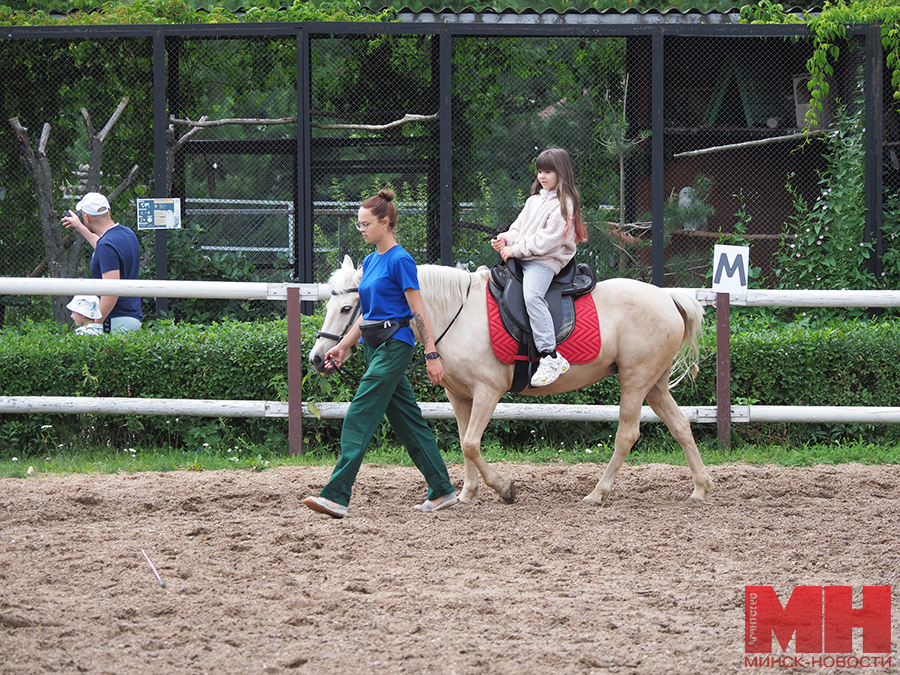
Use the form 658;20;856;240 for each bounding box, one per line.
304;495;348;518
413;491;459;512
530;353;569;387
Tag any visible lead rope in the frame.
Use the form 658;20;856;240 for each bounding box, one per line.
326;354;360;387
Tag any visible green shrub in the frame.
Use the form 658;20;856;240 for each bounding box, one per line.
0;318;295;456
3;315;900;458
689;316;900;445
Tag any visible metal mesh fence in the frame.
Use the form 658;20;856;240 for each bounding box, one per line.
660;34;827;288
0;36;155;324
166;34;297;322
0;24;895;328
886;70;900;279
308;33;439;279
451;35;633;280
659;34;876;290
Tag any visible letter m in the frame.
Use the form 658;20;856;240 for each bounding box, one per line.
713;252;746;286
746;586;822;653
824;586;891;653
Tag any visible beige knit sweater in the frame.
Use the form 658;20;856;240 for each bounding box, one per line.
496;189;576;274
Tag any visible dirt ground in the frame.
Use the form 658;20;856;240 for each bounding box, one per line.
1;461;898;675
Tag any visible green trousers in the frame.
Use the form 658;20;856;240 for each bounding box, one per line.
319;339;455;507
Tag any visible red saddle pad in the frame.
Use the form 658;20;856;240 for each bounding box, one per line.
486;285;601;365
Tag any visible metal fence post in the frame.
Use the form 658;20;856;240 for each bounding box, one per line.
651;28;665;287
864;22;884;280
153;28;168;317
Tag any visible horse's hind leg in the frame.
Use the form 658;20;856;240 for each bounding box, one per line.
447;389;515;505
583;387;645;506
645;379;713;502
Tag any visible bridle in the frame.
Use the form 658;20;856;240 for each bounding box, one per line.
316;277;472;381
315;287;361;343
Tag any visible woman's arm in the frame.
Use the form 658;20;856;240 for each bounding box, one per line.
405;288;445;386
323;315;363;369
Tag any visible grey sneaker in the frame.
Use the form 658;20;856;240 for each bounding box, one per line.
413;491;459;512
304;495;348;518
530;353;570;387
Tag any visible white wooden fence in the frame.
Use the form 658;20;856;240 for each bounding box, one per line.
2;278;900;453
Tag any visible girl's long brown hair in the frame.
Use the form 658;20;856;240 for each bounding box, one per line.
531;148;588;243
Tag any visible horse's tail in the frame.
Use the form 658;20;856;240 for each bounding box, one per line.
667;289;704;388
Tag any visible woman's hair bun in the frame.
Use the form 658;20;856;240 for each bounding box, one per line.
378;189;395;202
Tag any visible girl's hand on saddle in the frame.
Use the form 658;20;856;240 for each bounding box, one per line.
499;246;513;262
490;237;506;252
426;358;445;386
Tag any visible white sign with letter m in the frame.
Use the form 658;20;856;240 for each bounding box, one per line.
712;244;749;293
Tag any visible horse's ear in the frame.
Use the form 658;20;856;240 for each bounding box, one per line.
341;254;354;270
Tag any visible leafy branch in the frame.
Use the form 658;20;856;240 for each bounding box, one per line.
741;0;900;128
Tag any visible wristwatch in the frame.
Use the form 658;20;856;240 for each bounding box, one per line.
425;352;441;360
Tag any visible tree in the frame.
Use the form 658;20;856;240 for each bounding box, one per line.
9;98;138;323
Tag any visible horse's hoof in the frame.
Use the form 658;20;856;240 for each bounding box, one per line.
689;485;712;503
501;480;516;504
582;492;608;507
459;491;478;505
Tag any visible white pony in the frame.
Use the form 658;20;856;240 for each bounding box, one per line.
309;256;713;506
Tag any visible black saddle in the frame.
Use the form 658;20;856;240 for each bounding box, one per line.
488;257;596;348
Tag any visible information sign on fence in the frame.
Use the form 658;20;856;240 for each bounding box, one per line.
137;198;182;230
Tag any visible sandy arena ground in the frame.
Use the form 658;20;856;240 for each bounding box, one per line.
1;461;898;674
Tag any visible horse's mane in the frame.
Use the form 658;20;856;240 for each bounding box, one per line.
326;260;488;313
327;262;363;292
417;264;487;313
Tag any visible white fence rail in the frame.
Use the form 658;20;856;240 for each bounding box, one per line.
3;395;899;425
0;277;328;301
693;288;900;308
2;278;900;452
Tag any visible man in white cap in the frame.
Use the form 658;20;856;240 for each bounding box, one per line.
61;192;142;332
66;295;103;335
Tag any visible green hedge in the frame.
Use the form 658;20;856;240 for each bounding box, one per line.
2;316;900;458
0;319;298;455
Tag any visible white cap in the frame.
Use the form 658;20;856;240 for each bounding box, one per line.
75;192;110;216
66;295;102;320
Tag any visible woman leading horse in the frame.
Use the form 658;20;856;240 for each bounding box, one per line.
310;258;713;507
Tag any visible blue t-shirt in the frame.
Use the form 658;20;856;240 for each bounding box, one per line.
359;244;418;346
89;224;142;321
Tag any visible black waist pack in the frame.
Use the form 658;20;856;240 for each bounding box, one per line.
358;318;410;348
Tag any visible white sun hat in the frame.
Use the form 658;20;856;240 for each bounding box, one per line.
66;295;102;320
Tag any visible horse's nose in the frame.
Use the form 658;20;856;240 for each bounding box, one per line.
310;352;323;371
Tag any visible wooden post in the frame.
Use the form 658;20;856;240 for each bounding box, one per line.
716;292;731;449
287;286;303;455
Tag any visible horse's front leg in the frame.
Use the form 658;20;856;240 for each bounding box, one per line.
583;388;644;506
445;392;481;504
447;389;515;505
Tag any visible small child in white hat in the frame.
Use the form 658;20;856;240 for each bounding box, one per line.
67;295;103;335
